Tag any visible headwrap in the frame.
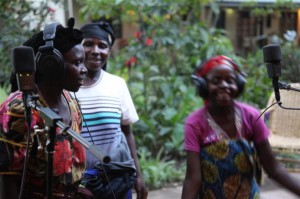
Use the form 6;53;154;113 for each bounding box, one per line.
80;21;115;46
23;17;83;55
195;55;241;77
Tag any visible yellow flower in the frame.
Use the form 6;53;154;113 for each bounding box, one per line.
126;10;135;16
164;14;171;20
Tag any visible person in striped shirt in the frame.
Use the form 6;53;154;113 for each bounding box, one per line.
74;21;148;199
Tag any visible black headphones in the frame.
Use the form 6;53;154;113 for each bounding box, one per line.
35;22;65;78
191;57;247;99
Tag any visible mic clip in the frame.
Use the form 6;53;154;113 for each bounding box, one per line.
27;94;41;109
278;82;290;90
33;125;46;151
278;81;300;93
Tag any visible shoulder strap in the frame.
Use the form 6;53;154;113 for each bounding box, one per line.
63;90;82;131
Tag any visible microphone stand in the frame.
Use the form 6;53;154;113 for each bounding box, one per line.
41;107;60;199
277;81;300;110
279;82;300;92
27;95;110;199
18;92;33;199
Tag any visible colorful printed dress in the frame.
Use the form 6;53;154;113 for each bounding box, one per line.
0;90;86;197
184;102;270;199
201;140;260;198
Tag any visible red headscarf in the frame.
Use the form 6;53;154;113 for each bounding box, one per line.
195;55;240;77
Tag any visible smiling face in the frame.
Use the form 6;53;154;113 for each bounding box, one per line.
206;64;238;107
82;38;111;71
62;44;87;92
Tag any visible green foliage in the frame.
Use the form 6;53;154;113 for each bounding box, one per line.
77;0;208;23
241;0;297;17
102;1;239;161
138;147;185;190
0;0;58;91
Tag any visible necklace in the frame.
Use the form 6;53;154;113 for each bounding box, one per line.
206;107;242;140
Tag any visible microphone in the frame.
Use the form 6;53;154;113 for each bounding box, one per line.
12;46;36;92
11;46;36;199
262;44;281;102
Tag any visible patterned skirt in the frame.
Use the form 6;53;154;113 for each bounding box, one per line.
199;139;260;199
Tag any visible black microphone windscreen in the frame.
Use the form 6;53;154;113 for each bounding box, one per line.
12;46;36;73
262;44;281;63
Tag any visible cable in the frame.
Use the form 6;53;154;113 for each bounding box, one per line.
277;82;300;110
278;102;300;110
18;127;31;199
256;101;279;122
73;92;117;199
73;92;95;145
18;94;32;199
256;96;300;123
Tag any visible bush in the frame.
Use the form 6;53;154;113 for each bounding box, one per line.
108;23;237;160
138;147;185;190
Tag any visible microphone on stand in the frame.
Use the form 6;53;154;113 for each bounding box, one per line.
12;46;36;93
11;47;111;164
11;46;36;199
262;44;282;103
12;46;36;139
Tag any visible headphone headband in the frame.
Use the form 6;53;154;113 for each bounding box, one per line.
35;22;65;80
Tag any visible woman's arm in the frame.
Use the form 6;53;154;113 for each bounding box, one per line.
121;124;148;199
181;151;202;199
256;139;300;196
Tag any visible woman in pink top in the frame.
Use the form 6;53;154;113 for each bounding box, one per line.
181;55;300;199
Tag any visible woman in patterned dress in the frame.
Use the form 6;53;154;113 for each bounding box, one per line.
0;18;89;198
181;55;300;199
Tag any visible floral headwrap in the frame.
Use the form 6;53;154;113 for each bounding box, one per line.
195;55;241;77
